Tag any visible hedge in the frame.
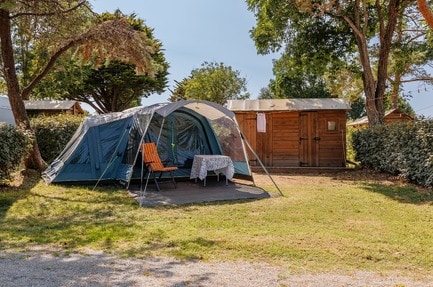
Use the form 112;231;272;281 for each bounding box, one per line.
352;120;433;187
0;124;32;184
31;114;84;163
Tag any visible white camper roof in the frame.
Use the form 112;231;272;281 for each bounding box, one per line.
0;95;16;125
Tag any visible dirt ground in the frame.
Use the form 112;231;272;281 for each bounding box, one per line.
251;168;412;188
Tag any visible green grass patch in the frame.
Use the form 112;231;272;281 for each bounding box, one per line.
1;172;433;276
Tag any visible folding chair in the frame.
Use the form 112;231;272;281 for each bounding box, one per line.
142;142;178;191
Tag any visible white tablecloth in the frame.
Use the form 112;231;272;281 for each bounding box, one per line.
190;155;235;181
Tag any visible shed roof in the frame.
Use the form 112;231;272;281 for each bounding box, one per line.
347;108;413;127
24;100;82;111
226;98;351;112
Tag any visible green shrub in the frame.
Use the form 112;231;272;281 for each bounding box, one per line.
345;126;358;164
0;124;32;184
31;114;84;163
352;120;433;187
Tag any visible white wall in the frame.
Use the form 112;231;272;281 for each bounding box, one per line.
0;95;16;125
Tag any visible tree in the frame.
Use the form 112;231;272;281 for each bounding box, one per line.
247;0;423;127
36;60;167;113
33;12;169;113
270;54;336;98
269;15;351;99
0;1;160;169
169;62;250;105
169;79;188;102
258;86;274;99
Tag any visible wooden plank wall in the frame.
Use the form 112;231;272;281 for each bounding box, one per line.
235;112;258;165
234;110;347;167
384;110;413;124
317;111;347;167
271;113;299;166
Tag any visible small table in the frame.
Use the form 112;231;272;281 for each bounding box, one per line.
190;155;235;186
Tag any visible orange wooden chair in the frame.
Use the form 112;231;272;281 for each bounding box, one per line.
142;142;178;191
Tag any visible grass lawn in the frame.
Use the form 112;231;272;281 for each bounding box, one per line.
1;169;432;276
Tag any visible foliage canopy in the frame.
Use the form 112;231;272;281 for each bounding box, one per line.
170;62;250;105
247;0;432;125
33;12;169;113
0;1;165;168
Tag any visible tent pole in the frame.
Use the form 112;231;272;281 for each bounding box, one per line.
139;166;152;207
240;131;284;197
128;117;149;191
156;117;165;146
138;117;166;206
140;152;145;202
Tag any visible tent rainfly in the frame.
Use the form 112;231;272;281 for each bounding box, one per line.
42;100;254;187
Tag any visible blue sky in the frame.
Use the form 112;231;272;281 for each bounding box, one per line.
90;0;433;117
90;0;276;105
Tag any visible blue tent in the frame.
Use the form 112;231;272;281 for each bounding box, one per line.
42;100;252;185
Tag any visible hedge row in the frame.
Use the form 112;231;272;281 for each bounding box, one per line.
0;124;32;184
352;120;433;187
31;114;84;163
0;114;84;184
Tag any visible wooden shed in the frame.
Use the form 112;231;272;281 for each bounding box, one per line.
227;99;351;168
24;100;84;117
347;108;413;128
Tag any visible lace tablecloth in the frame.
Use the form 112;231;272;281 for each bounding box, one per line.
190;155;235;184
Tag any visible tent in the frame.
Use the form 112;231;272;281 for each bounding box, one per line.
42;100;253;187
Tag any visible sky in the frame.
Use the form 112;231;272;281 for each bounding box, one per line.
89;0;433;117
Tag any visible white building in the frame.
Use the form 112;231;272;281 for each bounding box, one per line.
0;95;16;125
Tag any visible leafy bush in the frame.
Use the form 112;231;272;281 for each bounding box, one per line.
0;124;32;184
31;114;84;163
352;120;433;187
346;126;359;165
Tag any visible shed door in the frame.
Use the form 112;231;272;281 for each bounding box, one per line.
299;112;319;167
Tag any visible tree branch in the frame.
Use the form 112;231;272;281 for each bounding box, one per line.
21;37;84;99
22;18;155;99
417;0;433;30
11;1;89;19
400;77;433;83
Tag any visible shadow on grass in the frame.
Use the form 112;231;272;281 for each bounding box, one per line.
0;202;139;250
30;187;137;205
140;197;271;212
360;182;433;204
0;170;40;221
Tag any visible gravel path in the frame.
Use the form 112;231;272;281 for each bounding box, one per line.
1;250;432;287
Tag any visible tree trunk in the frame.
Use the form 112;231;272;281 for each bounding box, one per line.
390;73;402;109
350;17;383;127
348;0;401;127
418;0;433;30
360;57;382;127
374;0;400;123
0;9;47;170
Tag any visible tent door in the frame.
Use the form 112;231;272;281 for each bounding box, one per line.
299;112;319;167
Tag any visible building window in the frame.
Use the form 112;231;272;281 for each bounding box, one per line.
327;120;337;131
